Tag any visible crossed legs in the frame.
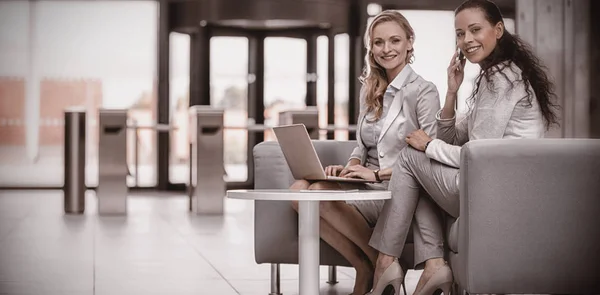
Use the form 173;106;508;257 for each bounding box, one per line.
290;180;377;295
369;147;459;293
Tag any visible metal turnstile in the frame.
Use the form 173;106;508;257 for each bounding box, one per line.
97;109;128;215
188;106;226;215
64;107;86;214
278;107;319;139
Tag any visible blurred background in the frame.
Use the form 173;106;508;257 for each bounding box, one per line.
0;1;598;295
0;0;597;191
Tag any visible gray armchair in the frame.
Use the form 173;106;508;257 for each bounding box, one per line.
448;139;600;294
253;140;415;294
253;138;600;295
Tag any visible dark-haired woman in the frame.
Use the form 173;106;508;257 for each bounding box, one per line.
366;0;560;294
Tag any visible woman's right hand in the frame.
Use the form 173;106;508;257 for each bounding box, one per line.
447;50;466;94
325;165;345;176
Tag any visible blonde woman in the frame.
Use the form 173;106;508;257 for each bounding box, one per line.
289;10;441;295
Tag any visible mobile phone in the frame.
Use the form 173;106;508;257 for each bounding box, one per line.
457;48;465;61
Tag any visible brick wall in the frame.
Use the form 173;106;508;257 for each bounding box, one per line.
39;78;102;145
0;77;103;147
0;77;26;146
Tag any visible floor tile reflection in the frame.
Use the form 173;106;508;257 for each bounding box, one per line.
0;191;424;294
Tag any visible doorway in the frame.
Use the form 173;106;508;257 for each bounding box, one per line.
166;26;327;188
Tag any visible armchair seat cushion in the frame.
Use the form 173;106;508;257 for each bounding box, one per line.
253;140;416;269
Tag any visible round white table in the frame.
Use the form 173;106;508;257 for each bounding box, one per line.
226;189;391;295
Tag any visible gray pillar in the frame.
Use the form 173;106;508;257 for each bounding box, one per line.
306;34;318;107
247;35;265;186
327;32;336;139
189;23;211;107
64;107;86;214
157;0;170;189
347;0;367;140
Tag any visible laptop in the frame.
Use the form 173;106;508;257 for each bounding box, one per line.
272;124;373;183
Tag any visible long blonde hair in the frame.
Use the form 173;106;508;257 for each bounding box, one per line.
359;10;415;120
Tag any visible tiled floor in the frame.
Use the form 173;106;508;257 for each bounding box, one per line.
0;190;423;295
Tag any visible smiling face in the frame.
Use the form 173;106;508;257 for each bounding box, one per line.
455;8;504;64
371;21;413;80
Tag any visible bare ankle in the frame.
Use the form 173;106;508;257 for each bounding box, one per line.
376;253;395;270
424;258;445;270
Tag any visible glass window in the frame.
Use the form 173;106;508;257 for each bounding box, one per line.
264;37;307;141
168;32;190;184
0;1;158;187
210;37;249;182
334;34;350;140
399;10;516;114
316;35;328;139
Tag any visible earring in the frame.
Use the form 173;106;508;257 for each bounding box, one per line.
408;52;415;64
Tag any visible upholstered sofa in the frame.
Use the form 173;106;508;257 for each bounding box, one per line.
253;138;600;295
448;138;600;294
252;140;415;294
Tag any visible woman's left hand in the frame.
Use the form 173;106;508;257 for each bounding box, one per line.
341;164;377;182
405;129;433;152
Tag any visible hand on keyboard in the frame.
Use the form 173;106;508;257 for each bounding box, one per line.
325;165;345;176
340;164;376;182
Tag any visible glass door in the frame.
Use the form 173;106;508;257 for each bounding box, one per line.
263;37;307;141
210;37;249;182
168;32;191;185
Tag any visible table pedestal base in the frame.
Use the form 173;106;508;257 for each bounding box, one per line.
299;200;320;295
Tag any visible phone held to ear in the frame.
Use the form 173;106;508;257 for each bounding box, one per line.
454;48;465;73
457;48;465;62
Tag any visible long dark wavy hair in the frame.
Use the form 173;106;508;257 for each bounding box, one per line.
456;0;559;129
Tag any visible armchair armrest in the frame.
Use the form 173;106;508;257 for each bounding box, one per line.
457;139;600;294
253;140;357;265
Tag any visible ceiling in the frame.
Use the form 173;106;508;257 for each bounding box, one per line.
166;0;516;33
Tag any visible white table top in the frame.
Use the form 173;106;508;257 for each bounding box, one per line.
226;189;391;201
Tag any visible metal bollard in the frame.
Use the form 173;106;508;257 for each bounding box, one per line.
278;107;319;139
188;106;226;215
97;109;128;215
64;107;86;214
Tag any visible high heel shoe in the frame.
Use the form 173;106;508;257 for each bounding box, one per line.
413;264;453;295
367;258;405;295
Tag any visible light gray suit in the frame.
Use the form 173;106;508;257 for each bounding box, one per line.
369;61;547;262
345;65;446;267
349;65;440;170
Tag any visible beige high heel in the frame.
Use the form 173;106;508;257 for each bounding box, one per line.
367;258;406;295
413;264;453;295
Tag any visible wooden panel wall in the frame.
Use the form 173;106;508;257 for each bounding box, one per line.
590;1;600;138
516;0;591;138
